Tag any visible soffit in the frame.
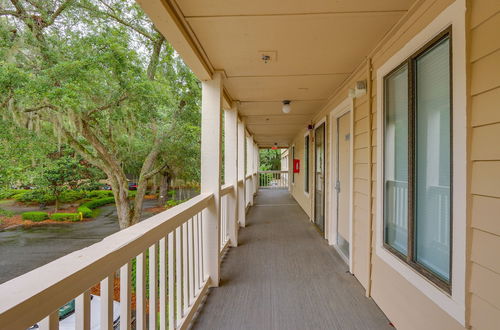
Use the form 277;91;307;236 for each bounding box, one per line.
170;0;417;146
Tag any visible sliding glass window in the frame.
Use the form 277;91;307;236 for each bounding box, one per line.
383;29;452;291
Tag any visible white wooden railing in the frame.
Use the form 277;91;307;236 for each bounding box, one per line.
245;174;253;207
0;190;233;330
258;171;289;189
220;184;233;253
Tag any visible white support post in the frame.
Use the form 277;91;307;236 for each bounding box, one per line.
201;72;222;287
224;106;239;247
237;120;246;227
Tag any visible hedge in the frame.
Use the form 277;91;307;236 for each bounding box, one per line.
22;212;49;222
51;213;81;222
77;206;93;218
77;197;115;218
80;197;115;210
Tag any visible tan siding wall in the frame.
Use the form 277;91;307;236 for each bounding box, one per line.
469;1;500;328
290;127;312;218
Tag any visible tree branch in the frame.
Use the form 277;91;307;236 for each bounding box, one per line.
85;94;128;118
46;0;73;26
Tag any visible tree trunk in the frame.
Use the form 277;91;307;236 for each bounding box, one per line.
110;177;132;230
158;173;170;206
149;175;159;196
54;198;60;213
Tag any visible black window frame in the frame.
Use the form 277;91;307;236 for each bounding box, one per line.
382;27;453;293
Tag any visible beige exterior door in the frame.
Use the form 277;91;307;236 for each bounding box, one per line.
336;112;351;259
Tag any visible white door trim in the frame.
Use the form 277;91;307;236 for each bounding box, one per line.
328;97;354;272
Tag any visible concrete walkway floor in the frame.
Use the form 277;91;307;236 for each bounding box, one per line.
192;189;392;330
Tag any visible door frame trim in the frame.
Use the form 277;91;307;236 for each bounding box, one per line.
312;118;327;231
328;97;354;272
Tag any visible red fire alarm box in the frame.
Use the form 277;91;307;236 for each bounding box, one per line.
293;159;300;173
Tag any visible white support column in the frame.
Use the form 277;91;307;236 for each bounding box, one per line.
224;106;238;247
201;72;222;287
237;120;246;227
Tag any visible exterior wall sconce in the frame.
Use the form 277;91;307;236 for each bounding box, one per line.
282;100;291;114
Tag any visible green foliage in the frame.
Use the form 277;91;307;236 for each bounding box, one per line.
16;189;55;204
22;212;49;222
165;199;185;209
80;197;115;210
85;190;114;199
0;0;202;228
51;213;81;222
0;189;30;200
77;206;93;218
259;149;282;171
0;207;14;217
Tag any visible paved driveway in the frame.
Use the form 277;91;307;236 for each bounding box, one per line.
0;200;158;284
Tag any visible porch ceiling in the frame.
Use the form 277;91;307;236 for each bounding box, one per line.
139;0;417;147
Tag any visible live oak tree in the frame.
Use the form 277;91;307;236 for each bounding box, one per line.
0;0;201;229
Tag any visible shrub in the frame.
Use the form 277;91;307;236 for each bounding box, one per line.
16;190;55;204
85;190;114;199
165;199;185;209
80;197;115;210
51;213;81;222
0;189;30;199
77;206;93;218
59;190;86;203
22;211;49;222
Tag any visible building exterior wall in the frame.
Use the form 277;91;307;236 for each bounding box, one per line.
289;128;313;219
287;0;500;328
468;0;500;329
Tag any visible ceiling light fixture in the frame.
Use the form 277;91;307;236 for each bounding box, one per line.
282;100;291;114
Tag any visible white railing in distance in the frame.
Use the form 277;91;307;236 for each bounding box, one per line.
258;171;289;189
0;193;213;330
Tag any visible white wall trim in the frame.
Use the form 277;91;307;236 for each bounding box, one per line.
375;0;466;325
312;117;327;230
328;97;354;272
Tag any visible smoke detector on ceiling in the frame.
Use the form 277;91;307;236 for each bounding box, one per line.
259;51;277;64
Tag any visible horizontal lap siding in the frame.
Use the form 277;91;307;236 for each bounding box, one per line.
469;1;500;328
353;90;371;289
367;0;463;329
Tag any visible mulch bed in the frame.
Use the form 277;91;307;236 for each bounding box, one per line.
0;206;93;230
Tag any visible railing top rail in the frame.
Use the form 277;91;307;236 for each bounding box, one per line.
220;183;234;196
0;192;214;329
258;170;289;173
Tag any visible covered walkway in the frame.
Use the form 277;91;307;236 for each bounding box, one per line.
193;190;391;330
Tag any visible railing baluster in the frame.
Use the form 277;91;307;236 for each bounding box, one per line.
176;226;183;321
182;222;189;309
120;262;131;330
76;290;90;330
100;273;114;330
189;218;195;301
199;213;205;283
39;311;59;330
136;252;146;330
168;232;176;329
149;243;158;330
159;237;167;330
194;215;200;291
